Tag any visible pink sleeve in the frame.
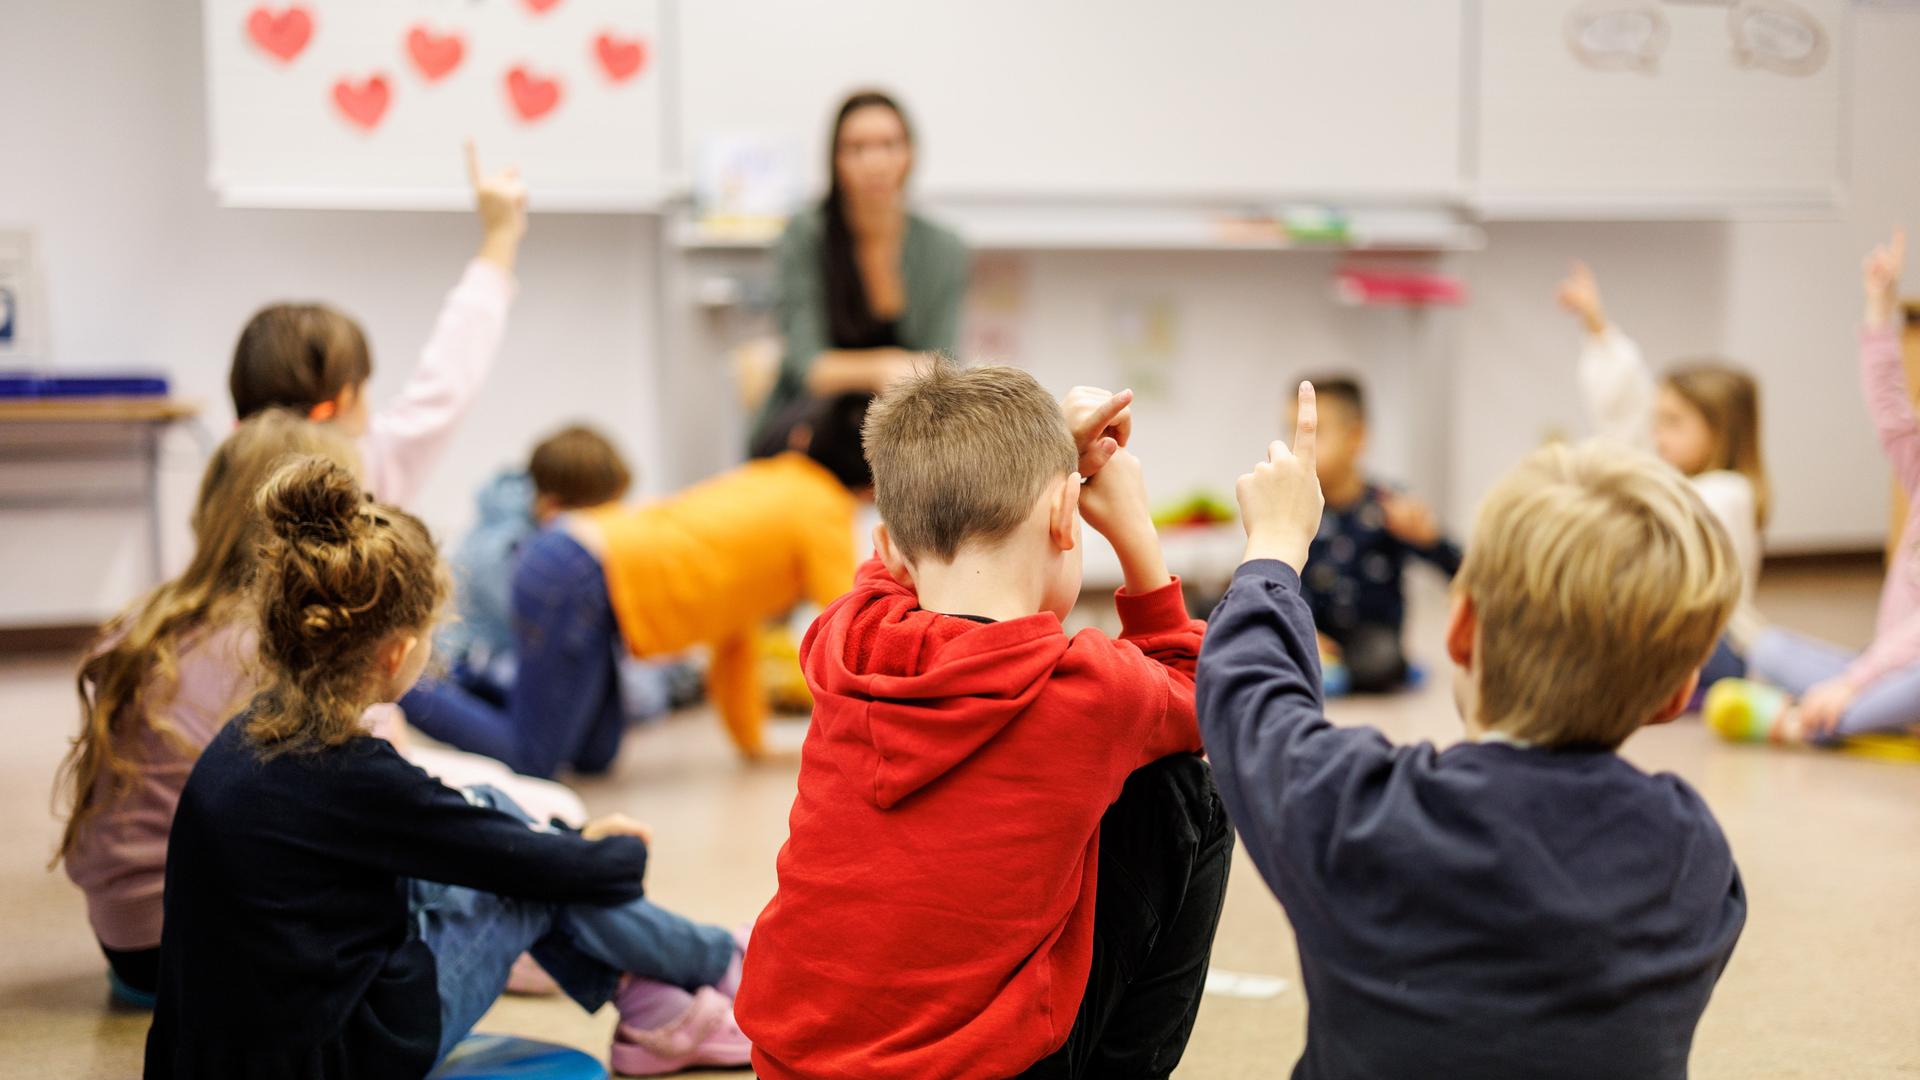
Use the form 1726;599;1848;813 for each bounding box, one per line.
1860;327;1920;496
1845;606;1920;691
358;259;516;506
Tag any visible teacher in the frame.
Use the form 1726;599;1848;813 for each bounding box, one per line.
752;90;969;452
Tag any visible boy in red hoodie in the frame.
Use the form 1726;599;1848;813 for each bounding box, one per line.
735;363;1233;1080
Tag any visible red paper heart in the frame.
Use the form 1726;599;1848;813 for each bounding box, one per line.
522;0;564;13
247;5;313;63
332;74;391;131
407;26;465;81
506;66;563;122
595;33;647;82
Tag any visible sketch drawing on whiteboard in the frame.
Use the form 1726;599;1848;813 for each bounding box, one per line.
1728;0;1828;75
1565;1;1670;73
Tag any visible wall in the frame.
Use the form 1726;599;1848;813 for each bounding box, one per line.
0;0;663;624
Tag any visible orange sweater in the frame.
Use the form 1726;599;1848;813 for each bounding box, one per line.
585;453;858;754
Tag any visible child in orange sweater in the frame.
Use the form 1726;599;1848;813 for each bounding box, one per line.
401;394;871;774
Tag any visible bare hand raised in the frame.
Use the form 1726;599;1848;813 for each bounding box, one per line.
1235;381;1325;572
1864;229;1907;330
1556;260;1608;336
467;139;528;269
1061;386;1134;479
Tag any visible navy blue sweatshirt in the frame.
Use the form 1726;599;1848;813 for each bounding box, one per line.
1303;483;1462;637
1196;560;1745;1080
145;713;649;1080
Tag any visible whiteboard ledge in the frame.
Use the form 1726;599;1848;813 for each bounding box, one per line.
1472;190;1843;223
214;185;681;214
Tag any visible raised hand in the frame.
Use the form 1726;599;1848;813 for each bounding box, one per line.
1864;228;1907;330
467;139;529;270
1236;381;1325;571
1061;386;1134;479
1380;492;1441;548
1556;260;1608;336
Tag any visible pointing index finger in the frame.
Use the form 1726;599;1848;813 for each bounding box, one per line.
1292;381;1317;472
464;139;482;190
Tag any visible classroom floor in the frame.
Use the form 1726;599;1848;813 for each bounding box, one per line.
3;563;1917;1079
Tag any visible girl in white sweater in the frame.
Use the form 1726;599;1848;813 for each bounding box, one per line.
1557;262;1770;696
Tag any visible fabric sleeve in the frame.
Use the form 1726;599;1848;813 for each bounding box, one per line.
359;259;516;506
707;631;767;758
1860;327;1920;496
327;740;646;905
1577;325;1657;450
1195;559;1399;907
1105;577;1207;765
1410;537;1464;578
1845;607;1920;690
773;219;831;408
910;230;969;355
802;500;859;610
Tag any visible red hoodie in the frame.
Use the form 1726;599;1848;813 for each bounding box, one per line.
736;559;1206;1080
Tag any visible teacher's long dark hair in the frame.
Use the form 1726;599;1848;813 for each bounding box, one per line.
821;90;913;347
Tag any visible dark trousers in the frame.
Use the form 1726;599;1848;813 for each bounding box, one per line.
402;530;626;779
1016;754;1235;1080
102;941;160;996
1329;622;1408;694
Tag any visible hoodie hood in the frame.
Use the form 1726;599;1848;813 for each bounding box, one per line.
802;579;1072;809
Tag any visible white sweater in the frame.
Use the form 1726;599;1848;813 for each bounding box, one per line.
1578;327;1764;643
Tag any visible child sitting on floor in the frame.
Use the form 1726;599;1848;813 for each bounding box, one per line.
143;457;751;1078
1289;376;1461;693
228;143;525;508
401;395;873;773
1558;260;1770;694
52;411;589;1008
1199;383;1746;1079
736;368;1232;1080
1710;229;1920;746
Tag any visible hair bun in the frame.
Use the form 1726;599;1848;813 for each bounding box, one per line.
257;455;364;543
298;603;349;639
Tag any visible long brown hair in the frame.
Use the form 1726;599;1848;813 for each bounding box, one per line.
54;412;359;861
822;89;913;347
1664;363;1770;527
245;456;446;754
229;303;372;420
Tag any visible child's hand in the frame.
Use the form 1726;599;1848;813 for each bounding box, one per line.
1079;448;1171;593
582;813;654;845
1797;677;1857;738
468;140;529;270
1237;382;1325;572
1381;492;1442;548
1556;260;1608;336
1061;386;1133;479
1863;228;1906;330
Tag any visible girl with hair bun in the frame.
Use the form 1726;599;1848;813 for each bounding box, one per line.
143;457;752;1079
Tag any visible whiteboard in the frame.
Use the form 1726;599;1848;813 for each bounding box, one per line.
203;0;667;209
674;0;1466;203
1473;0;1847;213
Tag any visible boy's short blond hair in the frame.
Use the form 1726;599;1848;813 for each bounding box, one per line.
1457;441;1741;749
862;360;1076;562
529;424;632;510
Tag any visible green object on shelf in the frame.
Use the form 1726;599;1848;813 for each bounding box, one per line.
1152;491;1237;529
1280;206;1350;245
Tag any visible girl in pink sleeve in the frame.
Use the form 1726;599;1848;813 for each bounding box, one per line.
1709;230;1920;746
226;144;526;507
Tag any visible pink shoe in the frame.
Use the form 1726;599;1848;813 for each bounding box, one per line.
505;953;561;996
610;985;751;1076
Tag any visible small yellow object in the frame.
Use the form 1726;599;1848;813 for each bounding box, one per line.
762;624;813;715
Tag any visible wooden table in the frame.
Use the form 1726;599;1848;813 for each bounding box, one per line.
0;397;204;585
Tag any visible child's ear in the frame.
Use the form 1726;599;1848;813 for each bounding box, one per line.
1647;671;1701;727
1445;593;1476;670
1050;474;1081;552
379;634;418;681
875;523;914;588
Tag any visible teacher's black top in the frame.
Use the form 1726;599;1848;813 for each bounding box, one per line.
144;713;648;1080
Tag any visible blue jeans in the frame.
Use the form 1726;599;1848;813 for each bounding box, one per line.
411;787;738;1064
1749;628;1920;740
1688;635;1748;710
405;530;626;778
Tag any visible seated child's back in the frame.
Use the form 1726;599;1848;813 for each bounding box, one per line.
736;366;1217;1079
1200;420;1747;1080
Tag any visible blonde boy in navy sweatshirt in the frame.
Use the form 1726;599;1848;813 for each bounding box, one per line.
1198;384;1747;1080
